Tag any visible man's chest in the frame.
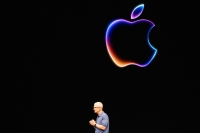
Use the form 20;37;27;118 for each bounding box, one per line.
96;116;103;124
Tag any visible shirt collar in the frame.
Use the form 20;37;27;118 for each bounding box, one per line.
98;111;104;117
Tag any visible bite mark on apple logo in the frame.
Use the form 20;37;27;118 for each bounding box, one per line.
105;4;157;67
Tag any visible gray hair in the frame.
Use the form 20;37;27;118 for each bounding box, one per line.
94;102;103;108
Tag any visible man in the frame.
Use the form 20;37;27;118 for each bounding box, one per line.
89;102;109;133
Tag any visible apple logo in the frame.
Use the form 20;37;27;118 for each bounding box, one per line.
105;4;157;67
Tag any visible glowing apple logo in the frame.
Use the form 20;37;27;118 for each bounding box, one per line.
105;4;157;67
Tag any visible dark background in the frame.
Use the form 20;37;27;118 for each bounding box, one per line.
1;1;199;132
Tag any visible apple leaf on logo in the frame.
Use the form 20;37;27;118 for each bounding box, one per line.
131;4;144;19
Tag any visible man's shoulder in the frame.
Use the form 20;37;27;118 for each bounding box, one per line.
103;112;108;115
102;112;109;118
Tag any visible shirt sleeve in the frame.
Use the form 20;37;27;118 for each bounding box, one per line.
101;114;109;127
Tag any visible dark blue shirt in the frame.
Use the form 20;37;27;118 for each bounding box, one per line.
95;111;109;133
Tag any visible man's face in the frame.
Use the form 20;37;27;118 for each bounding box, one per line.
93;103;101;113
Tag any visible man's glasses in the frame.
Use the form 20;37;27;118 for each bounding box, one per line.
94;107;101;108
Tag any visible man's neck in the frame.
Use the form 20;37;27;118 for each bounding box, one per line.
97;110;103;116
